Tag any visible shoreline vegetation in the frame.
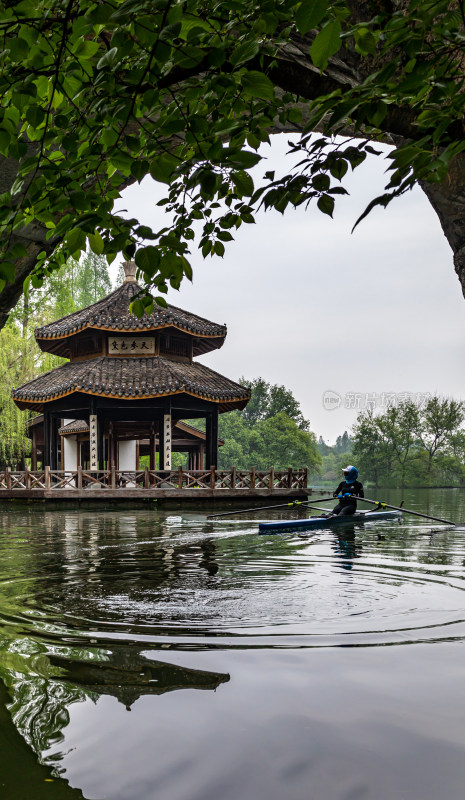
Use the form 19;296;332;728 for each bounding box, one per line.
1;255;464;489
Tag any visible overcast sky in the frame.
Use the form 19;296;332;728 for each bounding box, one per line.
115;134;465;444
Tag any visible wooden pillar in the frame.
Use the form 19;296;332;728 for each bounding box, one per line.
109;422;115;470
205;413;212;470
43;411;51;467
113;425;119;470
205;410;218;470
199;444;204;470
149;422;156;470
50;416;59;471
212;411;218;468
31;426;37;471
158;418;165;471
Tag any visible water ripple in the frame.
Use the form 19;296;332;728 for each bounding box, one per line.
1;508;465;652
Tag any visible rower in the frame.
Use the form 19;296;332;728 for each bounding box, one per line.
329;465;364;517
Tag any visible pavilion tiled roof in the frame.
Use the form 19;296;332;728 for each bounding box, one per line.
35;281;226;341
13;356;250;411
58;419;89;435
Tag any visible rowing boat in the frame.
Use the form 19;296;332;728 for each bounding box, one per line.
258;509;401;533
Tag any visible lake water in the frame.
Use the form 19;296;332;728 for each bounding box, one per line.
1;488;465;800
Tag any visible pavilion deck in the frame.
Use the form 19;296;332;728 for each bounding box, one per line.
0;467;310;504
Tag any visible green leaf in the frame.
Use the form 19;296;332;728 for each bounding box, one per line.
242;70;275;102
31;273;44;289
230;39;259;67
223;149;261;169
232;170;254;196
149;154;178;184
101;129;118;150
0;261;15;282
159;22;182;40
0;129;10;155
200;171;218;197
354;27;377;56
317;194;334;216
130;299;145;317
66;227;86;254
208;47;226;67
352;193;392;232
88;231;104;255
73;40;100;59
130;160;149;182
214;241;225;256
96;47;118;70
312;173;330;191
329;159;348;180
180;256;193;281
295;0;329;34
25;105;45;128
8;37;29;61
135;246;161;274
309;21;342;70
366;101;387;128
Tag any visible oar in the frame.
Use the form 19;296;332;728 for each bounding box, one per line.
347;494;455;526
206;498;335;519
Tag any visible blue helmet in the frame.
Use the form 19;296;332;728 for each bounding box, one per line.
342;465;358;482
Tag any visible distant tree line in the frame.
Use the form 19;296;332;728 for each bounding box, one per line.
352;398;465;487
216;378;321;472
311;431;354;485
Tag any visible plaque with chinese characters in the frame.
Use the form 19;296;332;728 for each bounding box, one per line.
89;414;98;470
108;336;155;355
163;414;172;470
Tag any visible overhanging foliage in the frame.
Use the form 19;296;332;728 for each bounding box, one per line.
1;0;465;316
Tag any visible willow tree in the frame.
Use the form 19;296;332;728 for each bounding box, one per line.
0;252;111;467
0;324;33;467
1;0;465;326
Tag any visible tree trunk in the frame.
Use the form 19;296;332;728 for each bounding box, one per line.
420;153;465;299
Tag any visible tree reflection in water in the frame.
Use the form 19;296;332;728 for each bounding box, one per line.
1;637;229;794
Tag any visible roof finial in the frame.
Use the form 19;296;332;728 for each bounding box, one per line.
122;261;137;283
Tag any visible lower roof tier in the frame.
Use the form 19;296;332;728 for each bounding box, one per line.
12;356;250;412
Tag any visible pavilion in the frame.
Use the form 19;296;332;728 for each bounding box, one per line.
13;261;249;473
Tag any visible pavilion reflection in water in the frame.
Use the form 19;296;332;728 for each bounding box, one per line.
49;646;230;710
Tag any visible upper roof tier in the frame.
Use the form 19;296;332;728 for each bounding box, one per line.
35;267;226;357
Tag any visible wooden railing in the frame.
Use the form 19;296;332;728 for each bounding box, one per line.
0;466;308;491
